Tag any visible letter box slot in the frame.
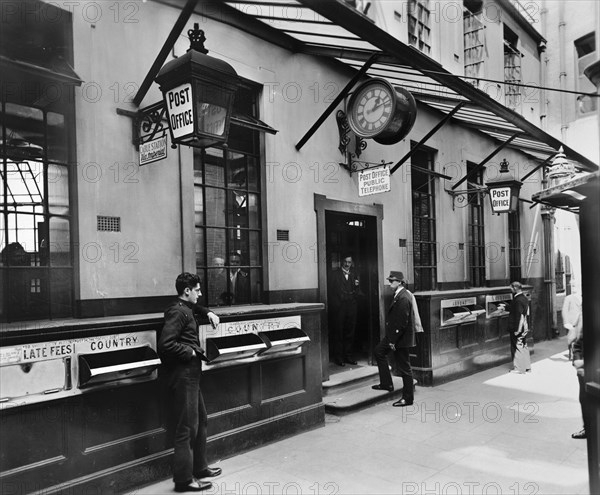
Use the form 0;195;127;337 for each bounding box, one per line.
441;306;471;326
0;358;68;401
78;346;160;388
441;296;486;326
206;334;267;364
258;327;310;355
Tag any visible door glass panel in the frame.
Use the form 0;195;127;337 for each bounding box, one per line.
48;164;69;215
47;112;67;163
205;187;225;226
49;217;70;266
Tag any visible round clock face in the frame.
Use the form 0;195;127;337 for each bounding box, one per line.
348;79;396;138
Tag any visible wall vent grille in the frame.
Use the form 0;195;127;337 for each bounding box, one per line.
97;216;121;232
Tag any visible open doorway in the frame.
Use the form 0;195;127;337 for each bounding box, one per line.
325;211;379;371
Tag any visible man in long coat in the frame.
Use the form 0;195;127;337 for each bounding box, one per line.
372;271;416;407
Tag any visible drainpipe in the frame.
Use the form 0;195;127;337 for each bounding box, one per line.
538;2;548;129
540;172;556;340
558;1;568;140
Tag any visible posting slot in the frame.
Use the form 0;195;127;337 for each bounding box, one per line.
205;333;267;363
78;345;160;388
258;327;310;355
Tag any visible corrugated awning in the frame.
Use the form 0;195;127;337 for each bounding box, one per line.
212;0;598;173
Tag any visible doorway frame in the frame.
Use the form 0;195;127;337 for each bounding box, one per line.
314;193;385;381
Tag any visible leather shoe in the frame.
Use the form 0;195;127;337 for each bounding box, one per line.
344;358;358;365
334;359;345;367
174;480;212;492
196;467;222;478
571;429;586;439
392;398;414;407
372;384;393;392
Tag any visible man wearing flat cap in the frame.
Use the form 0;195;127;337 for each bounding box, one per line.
372;271;416;407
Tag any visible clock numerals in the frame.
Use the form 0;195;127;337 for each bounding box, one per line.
348;80;398;137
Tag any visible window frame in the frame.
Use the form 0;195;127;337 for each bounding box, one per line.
193;81;264;307
508;207;522;282
466;162;486;287
411;143;438;292
408;0;432;55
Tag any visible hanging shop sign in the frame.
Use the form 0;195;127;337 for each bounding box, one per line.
139;135;167;166
358;165;391;196
347;78;417;145
155;25;239;149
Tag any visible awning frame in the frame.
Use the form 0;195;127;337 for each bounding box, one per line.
209;0;597;173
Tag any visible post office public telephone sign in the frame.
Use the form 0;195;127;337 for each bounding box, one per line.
358;165;391;197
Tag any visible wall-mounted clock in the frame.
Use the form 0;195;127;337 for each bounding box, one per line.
346;78;417;145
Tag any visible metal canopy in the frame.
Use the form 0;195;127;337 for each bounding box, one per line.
213;0;598;173
531;172;600;214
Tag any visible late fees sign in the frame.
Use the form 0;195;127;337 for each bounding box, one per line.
165;83;194;139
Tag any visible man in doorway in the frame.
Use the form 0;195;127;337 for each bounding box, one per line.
372;271;416;407
158;272;222;492
329;255;360;366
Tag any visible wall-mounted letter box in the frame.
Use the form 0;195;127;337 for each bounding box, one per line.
206;333;267;364
78;346;160;388
258;327;310;355
441;297;486;326
486;293;512;318
0;330;159;408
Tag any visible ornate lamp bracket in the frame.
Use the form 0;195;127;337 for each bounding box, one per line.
116;101;169;150
337;110;373;174
445;185;487;211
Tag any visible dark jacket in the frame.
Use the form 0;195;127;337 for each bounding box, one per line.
329;268;359;309
572;334;584;362
386;288;415;348
158;299;210;365
508;292;529;334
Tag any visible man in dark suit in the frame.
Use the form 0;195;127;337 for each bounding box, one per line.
329;255;360;366
508;281;531;373
158;272;222;492
372;271;416;407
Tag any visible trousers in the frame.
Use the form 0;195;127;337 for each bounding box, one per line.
165;358;208;484
374;336;414;401
331;302;357;360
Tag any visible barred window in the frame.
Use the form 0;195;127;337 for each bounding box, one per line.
411;144;437;291
508;208;522;282
408;0;432;55
467;162;486;287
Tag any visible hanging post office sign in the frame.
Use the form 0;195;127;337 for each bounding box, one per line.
489;186;512;212
139;135;167;166
358;165;391;196
165;83;194;140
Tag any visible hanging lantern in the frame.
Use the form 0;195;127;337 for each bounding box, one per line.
486;158;522;213
155;24;240;149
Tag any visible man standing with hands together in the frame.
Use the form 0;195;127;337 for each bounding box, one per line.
158;272;222;492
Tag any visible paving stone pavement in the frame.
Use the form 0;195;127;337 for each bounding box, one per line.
127;337;590;495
